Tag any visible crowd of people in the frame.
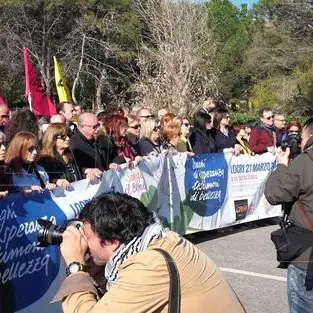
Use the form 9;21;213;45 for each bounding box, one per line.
0;99;302;199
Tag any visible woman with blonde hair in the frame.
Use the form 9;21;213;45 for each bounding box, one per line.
138;118;163;156
5;131;54;193
39;123;82;188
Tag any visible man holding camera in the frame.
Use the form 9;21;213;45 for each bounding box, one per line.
53;192;246;313
265;117;313;313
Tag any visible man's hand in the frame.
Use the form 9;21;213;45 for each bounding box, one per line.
0;190;8;199
276;147;290;166
267;146;276;154
84;168;102;183
45;183;56;190
56;179;71;190
60;225;88;266
234;144;243;156
109;163;120;170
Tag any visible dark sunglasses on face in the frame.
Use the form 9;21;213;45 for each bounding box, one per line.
153;126;160;132
266;115;274;120
0;114;9;119
0;141;6;148
140;115;155;118
56;134;68;140
129;124;141;130
28;145;38;153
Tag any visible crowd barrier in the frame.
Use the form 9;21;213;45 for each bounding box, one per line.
0;152;282;313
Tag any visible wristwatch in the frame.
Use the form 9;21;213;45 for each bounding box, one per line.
66;261;87;276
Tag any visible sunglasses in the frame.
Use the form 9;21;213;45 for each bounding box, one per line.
266;115;274;120
56;134;68;140
28;145;38;153
0;114;9;119
129;124;141;130
153;126;160;132
139;115;155;118
0;141;6;148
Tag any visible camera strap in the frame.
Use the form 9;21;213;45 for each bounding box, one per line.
153;248;181;313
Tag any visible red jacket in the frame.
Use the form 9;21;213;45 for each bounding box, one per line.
249;126;275;154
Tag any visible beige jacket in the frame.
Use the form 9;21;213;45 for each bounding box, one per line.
54;231;245;313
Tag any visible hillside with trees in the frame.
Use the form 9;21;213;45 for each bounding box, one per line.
0;0;312;116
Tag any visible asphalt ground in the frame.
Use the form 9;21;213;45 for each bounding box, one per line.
187;219;289;313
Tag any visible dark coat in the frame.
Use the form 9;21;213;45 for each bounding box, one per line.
38;153;82;183
274;127;286;147
189;129;216;154
0;161;15;192
138;138;163;156
249;125;275;154
96;135;126;165
70;130;108;177
213;128;237;153
265;138;313;271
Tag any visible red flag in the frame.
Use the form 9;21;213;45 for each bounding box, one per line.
23;47;56;116
0;94;7;106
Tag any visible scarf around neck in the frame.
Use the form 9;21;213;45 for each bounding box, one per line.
105;215;166;290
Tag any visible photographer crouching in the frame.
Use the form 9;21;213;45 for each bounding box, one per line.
52;192;246;313
265;117;313;313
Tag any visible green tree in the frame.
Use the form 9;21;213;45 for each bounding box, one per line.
206;0;255;103
0;0;142;109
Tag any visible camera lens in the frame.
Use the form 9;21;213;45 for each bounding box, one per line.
37;219;66;247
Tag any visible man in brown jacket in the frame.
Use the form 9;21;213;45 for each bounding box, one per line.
54;192;246;313
265;117;313;313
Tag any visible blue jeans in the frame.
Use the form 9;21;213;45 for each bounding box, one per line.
288;264;313;313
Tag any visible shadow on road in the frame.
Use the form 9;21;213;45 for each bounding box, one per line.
184;217;280;244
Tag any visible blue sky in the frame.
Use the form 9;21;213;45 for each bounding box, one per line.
231;0;255;8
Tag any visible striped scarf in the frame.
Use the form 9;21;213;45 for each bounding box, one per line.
105;216;166;290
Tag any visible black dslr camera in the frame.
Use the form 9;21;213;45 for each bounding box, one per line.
281;132;301;159
37;219;82;247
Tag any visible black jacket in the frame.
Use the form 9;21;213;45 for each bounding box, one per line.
38;153;82;183
189;129;216;154
0;161;15;192
213;128;237;153
70;130;107;177
138;138;163;156
265;138;313;271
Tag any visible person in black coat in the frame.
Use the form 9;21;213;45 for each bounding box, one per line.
0;131;15;197
39;124;82;188
70;113;109;182
189;111;216;154
213;108;238;153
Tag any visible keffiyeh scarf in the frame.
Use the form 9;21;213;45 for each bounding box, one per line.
105;215;166;290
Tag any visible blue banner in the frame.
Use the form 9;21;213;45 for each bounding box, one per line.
184;153;228;217
0;191;66;312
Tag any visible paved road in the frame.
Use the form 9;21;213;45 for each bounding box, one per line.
188;220;289;313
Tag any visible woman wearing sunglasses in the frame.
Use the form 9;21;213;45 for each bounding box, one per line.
39;123;82;189
126;114;141;156
4;131;55;193
213;108;241;154
138;118;163;157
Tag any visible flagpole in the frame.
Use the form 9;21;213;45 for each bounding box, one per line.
23;47;32;112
